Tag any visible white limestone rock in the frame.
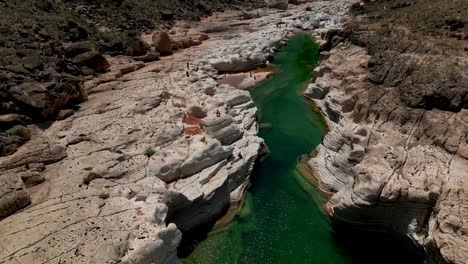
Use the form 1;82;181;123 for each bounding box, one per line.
307;39;468;263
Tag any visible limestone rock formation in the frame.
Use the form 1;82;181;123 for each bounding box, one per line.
306;15;468;264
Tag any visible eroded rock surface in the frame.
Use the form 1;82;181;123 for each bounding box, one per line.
306;1;468;262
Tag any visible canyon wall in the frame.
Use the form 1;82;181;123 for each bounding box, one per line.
306;1;468;263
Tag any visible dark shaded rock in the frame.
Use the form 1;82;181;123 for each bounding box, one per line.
98;39;126;55
152;32;172;54
63;43;92;58
446;19;465;31
56;109;75;120
196;3;213;15
36;0;55;12
21;172;45;188
0;114;31;130
289;0;306;5
61;21;88;41
9;79;87;119
199;25;229;33
319;29;351;52
273;0;288;10
80;66;95;76
72;51;110;72
124;36;150;56
9;82;49;113
161;9;174;20
0;171;30;217
6;125;30;141
0;190;31;218
133;47;160;62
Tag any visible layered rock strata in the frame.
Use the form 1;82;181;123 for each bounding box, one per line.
306;4;468;262
0;1;357;263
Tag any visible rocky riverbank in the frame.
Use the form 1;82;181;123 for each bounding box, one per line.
0;0;266;157
306;1;467;263
0;1;358;263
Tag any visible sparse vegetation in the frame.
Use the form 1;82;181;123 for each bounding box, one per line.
144;146;156;157
399;115;410;126
376;25;392;36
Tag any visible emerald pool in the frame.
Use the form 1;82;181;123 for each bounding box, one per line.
181;34;423;264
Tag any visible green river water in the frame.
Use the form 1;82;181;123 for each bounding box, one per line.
182;34;423;264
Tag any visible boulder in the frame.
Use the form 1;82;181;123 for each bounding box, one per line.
204;87;216;96
63;43;91;58
0;190;31;218
0;114;31;130
61;21;88;41
6;125;30;141
9;80;87;119
20;171;45;188
9;82;49;113
273;0;288;10
133;47;160;62
0;134;19;156
0;169;32;217
160;9;174;20
152;31;172;54
187;105;207;118
124;36;150;56
72;51;110;72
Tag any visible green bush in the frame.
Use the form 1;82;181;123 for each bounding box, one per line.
144;146;155;157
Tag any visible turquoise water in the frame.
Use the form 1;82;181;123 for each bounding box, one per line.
182;34;423;264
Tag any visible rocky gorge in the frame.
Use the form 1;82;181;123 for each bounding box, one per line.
0;0;466;264
0;1;358;263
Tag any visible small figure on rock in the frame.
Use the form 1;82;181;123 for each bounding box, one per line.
186;71;190;77
216;109;221;117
